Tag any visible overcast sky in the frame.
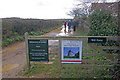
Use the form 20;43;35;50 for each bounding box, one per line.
0;0;118;19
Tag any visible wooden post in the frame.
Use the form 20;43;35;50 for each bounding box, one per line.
25;32;30;70
59;39;62;78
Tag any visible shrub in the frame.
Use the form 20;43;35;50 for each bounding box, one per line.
29;32;37;36
88;10;118;36
15;36;24;41
6;38;13;44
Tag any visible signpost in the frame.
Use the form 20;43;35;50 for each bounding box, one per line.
61;40;82;63
28;39;49;62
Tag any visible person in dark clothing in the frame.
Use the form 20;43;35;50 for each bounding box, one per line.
64;21;67;33
73;19;77;32
67;20;72;32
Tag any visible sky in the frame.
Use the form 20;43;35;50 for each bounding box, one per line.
0;0;118;19
0;0;75;19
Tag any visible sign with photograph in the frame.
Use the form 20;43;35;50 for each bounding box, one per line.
61;40;82;63
28;39;49;62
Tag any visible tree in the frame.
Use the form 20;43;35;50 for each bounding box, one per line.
68;2;91;18
68;0;118;18
67;0;94;31
68;0;103;17
68;0;118;33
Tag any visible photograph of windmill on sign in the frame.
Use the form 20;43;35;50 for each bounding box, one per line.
63;47;79;59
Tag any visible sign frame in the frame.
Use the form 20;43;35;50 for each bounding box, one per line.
61;40;82;63
28;39;49;62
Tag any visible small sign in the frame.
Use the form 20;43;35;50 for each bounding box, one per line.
61;40;82;63
28;39;48;62
88;37;106;43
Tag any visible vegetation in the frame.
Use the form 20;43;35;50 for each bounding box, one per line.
88;10;118;36
74;26;119;78
19;54;113;78
2;18;63;47
74;27;88;36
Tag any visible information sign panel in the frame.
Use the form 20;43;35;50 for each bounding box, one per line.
61;40;82;63
28;39;48;62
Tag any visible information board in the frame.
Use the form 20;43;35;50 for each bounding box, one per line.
28;39;48;62
88;37;106;43
61;40;82;63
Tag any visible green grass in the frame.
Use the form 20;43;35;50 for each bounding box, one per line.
74;27;88;36
19;53;113;78
19;55;60;78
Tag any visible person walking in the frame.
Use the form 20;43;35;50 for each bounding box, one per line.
67;20;72;32
73;19;77;32
64;21;67;33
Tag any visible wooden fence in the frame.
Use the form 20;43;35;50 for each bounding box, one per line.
25;32;120;77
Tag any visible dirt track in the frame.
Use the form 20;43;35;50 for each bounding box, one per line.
2;25;73;78
2;41;26;78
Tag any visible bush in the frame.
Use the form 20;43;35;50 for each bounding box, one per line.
29;32;37;36
88;10;118;36
6;38;14;44
15;36;24;41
